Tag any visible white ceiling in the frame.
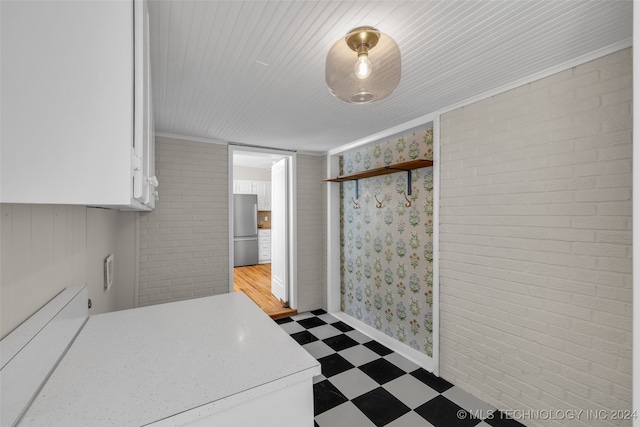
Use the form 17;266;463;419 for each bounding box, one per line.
148;0;632;155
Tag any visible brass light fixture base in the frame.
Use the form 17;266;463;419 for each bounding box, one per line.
345;26;380;53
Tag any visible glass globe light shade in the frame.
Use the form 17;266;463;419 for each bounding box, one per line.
326;27;401;104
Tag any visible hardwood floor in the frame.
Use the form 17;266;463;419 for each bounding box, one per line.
233;263;297;320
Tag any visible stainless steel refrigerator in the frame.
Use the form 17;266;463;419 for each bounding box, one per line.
233;194;259;267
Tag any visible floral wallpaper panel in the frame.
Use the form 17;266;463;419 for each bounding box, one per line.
340;127;434;357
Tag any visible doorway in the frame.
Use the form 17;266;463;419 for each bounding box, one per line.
228;145;297;319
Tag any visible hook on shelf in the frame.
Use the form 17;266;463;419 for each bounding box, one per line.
404;169;413;207
375;194;384;208
353;180;361;208
403;192;412;207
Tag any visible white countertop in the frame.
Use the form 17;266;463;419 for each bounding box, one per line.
21;293;320;426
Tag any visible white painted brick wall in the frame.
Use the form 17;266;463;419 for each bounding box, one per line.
296;154;326;311
440;48;631;427
138;136;229;306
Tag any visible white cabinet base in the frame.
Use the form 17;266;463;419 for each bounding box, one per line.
10;293;320;426
259;229;271;263
180;379;314;427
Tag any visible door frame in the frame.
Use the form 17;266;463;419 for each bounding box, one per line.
228;145;298;310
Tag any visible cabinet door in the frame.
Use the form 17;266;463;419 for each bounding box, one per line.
255;181;272;210
256;181;265;210
1;0;153;210
234;180;254;194
265;181;272;210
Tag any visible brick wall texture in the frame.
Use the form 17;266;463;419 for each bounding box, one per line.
439;48;632;426
296;154;327;312
138;136;229;306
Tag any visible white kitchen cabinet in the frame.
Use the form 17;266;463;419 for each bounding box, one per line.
258;229;271;264
0;0;157;210
234;180;256;194
234;180;271;210
266;182;271;209
257;181;272;210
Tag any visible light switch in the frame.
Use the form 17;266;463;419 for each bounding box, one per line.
264;216;268;221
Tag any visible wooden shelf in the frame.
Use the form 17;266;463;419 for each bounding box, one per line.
323;159;433;182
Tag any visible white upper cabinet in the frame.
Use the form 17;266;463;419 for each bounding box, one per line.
234;180;256;194
0;0;157;210
234;180;271;210
256;181;271;210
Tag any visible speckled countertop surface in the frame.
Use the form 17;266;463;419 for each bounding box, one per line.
21;293;320;426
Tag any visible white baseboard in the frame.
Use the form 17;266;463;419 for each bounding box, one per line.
330;311;436;373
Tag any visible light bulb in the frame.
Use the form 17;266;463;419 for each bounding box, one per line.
354;54;372;79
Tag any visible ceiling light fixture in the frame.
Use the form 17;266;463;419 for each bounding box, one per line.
325;26;401;104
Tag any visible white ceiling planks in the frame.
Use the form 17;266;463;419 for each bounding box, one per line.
148;0;632;154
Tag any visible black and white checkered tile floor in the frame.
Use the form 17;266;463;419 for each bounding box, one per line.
276;309;525;427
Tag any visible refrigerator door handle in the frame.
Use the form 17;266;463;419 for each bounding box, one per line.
254;204;258;235
234;236;258;241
